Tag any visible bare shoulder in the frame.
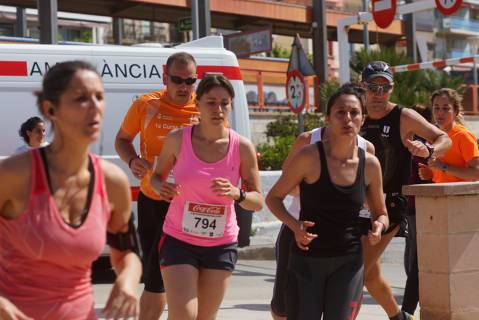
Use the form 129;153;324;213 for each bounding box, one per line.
365;140;375;155
0;152;32;182
298;143;319;161
238;134;256;154
296;131;313;145
400;107;426;128
0;153;33;218
364;152;381;170
401;107;420;120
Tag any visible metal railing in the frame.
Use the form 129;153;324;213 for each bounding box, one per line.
241;68;320;113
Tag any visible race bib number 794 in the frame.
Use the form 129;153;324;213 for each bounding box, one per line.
182;202;227;238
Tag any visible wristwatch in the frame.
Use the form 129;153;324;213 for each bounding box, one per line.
237;188;246;203
425;145;435;159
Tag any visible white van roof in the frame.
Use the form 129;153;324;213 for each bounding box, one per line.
0;36;251;157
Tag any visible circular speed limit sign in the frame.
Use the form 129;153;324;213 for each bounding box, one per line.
286;70;306;114
435;0;462;15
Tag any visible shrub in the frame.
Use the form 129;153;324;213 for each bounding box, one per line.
256;113;326;170
257;136;295;170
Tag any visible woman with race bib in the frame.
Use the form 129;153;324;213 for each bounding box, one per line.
150;74;263;320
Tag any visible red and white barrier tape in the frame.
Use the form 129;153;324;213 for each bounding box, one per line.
391;55;478;73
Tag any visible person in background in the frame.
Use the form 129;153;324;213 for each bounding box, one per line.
0;60;141;319
359;61;451;320
419;88;479;182
14;116;48;154
401;104;433;316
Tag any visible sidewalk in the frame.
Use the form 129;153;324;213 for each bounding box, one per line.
93;260;419;320
236;225;420;320
93;226;420;319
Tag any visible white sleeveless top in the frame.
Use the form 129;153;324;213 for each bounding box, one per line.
287;127;368;220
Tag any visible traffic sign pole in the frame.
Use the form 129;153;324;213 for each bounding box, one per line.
338;0;437;84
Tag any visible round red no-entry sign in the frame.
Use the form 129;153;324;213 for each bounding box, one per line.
371;0;397;29
435;0;462;16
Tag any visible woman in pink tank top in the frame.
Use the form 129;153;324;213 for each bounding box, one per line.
0;61;141;319
150;75;263;319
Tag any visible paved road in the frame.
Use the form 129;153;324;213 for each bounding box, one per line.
93;258;420;319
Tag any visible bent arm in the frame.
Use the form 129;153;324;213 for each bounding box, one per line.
266;147;314;233
115;128;141;166
103;161;142;281
403;108;451;157
441;157;479;181
365;155;389;230
282;132;311;197
237;138;263;211
150;130;181;199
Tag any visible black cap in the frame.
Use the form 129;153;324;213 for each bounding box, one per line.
362;61;393;83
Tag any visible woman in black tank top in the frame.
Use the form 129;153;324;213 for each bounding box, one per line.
266;84;389;320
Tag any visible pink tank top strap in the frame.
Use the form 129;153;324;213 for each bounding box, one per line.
89;153;107;199
180;125;194;160
227;128;241;165
30;148;49;195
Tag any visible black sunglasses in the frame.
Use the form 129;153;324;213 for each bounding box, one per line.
168;74;197;85
366;83;393;93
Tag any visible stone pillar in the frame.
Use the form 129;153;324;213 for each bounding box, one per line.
403;182;479;320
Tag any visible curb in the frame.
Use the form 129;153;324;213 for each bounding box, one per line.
238;240;406;263
238;245;276;260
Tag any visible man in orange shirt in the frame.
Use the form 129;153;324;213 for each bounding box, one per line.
115;52;199;320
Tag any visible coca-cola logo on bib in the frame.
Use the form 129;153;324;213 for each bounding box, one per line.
188;202;226;216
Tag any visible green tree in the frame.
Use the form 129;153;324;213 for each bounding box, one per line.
265;113;326;139
271;44;291;59
319;79;341;108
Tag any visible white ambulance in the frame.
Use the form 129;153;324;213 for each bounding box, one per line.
0;36;251;186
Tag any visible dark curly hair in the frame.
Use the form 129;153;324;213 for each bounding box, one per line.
19;116;44;144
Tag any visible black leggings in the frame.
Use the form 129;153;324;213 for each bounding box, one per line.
287;252;364;320
137;192;169;293
271;224;294;317
402;213;419;314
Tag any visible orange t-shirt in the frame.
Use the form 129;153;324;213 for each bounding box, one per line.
432;124;479;183
121;89;199;199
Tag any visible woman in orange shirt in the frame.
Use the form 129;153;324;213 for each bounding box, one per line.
419;88;479;182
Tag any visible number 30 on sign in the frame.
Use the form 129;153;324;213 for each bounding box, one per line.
286;69;307;114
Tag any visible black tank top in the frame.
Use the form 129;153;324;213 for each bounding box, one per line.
360;105;411;194
294;141;365;257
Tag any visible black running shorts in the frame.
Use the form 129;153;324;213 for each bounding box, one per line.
159;235;238;272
